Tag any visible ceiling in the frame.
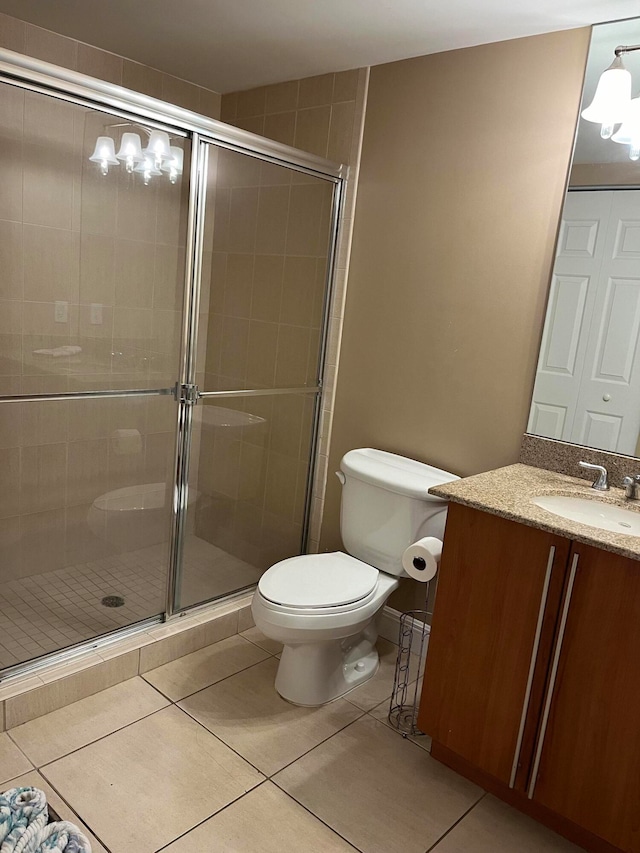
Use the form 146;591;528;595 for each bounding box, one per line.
0;0;638;93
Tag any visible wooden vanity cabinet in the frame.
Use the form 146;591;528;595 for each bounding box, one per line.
531;542;640;852
419;503;640;853
418;504;570;789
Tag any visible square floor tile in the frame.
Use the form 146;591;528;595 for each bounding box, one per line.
0;731;32;786
10;676;169;766
41;705;264;853
164;782;359;852
5;770;108;853
274;715;483;853
430;795;585;852
143;635;271;701
179;658;363;776
240;626;283;655
344;638;420;711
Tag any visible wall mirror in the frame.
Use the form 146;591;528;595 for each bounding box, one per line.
528;17;640;457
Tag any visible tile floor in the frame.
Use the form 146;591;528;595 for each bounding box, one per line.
0;535;260;669
0;633;586;853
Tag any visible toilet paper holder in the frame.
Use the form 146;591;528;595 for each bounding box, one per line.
388;580;434;739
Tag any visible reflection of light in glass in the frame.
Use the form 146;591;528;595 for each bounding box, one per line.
582;56;632;139
612;97;640;160
116;132;144;173
143;130;172;170
89;136;119;175
161;146;184;184
134;154;162;186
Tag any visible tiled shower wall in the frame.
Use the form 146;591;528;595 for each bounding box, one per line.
0;13;222;591
192;146;333;570
220;68;369;552
0;13;222;117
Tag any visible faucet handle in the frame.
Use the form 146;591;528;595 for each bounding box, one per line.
622;474;640;500
578;460;610;491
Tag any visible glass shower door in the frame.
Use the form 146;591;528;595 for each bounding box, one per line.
176;143;338;609
0;79;190;671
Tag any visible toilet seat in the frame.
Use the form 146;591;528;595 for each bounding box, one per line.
258;552;379;610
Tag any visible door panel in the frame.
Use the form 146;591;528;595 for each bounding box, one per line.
530;190;640;454
531;543;640;852
419;504;570;787
177;392;317;609
0;79;189;670
199;146;334;393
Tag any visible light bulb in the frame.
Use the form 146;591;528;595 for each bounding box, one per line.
116;132;144;174
89;136;119;176
612;96;640;160
160;146;184;184
134;154;161;186
143;130;171;170
582;55;632;136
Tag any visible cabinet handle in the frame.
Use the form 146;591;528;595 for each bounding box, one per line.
509;545;555;789
527;552;579;800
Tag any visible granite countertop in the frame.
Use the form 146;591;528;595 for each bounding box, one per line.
429;463;640;560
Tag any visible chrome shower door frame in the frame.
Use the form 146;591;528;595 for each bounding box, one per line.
0;48;346;678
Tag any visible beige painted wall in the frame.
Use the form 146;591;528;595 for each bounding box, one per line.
320;29;591;608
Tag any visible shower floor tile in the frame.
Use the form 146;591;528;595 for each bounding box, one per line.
0;535;261;670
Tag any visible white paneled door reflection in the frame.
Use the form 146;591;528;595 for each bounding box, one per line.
529;190;640;455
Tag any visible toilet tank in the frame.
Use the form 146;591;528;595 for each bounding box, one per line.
339;448;459;577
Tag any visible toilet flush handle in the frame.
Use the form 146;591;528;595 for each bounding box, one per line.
335;471;346;485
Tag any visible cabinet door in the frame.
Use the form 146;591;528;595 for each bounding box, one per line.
530;543;640;852
418;504;569;787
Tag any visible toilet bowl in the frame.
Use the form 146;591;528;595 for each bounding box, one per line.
87;482;198;553
252;448;459;706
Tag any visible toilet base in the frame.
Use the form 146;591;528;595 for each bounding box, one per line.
275;624;380;706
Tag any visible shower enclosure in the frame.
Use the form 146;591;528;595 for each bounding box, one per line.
0;50;343;678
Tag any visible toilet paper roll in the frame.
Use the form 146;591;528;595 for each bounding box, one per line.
401;537;443;582
111;428;142;456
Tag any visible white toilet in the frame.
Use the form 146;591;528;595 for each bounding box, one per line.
251;448;459;706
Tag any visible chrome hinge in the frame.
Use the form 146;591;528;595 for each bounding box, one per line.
174;382;200;405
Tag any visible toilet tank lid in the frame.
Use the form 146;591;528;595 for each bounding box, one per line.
340;448;459;501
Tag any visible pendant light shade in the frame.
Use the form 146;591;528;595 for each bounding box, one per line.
160;146;184;184
582;56;632;138
612;96;640;159
134;154;162;185
116;132;144;173
89;136;119;175
143;130;172;169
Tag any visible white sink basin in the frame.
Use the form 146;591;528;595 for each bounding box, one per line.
533;495;640;536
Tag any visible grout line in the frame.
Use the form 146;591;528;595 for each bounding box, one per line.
153;780;271;853
423;792;488;853
29;766;113;853
268;783;365;853
10;690;170;772
267;711;366;780
144;644;276;705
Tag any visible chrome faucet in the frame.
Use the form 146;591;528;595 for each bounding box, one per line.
622;474;640;500
578;461;609;491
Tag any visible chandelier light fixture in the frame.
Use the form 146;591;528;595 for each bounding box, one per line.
89;125;183;184
581;44;640;159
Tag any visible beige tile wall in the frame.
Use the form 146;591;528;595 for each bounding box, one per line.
0;86;192;587
219;69;370;554
0;13;222;615
0;12;222;118
191;143;333;571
